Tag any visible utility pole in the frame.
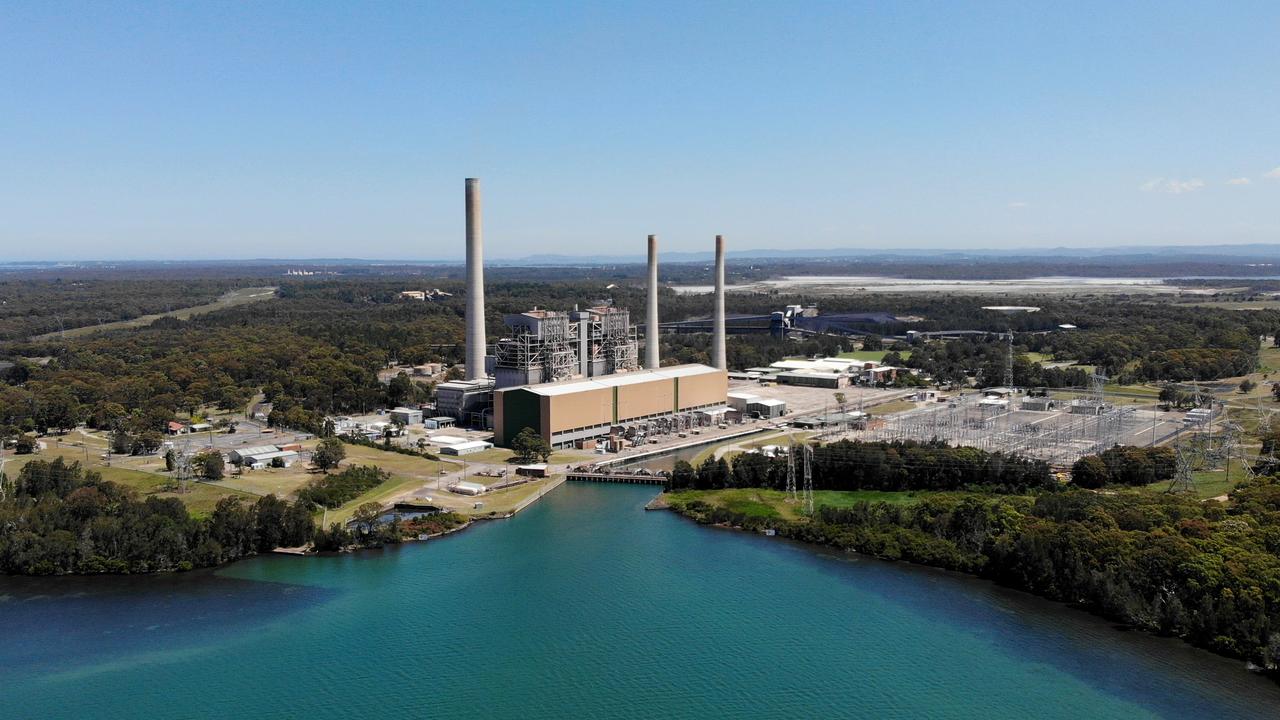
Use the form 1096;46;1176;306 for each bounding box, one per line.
785;434;797;503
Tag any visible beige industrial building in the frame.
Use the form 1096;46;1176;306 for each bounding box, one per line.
494;364;728;447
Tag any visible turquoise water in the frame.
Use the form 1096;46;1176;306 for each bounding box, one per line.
3;483;1279;719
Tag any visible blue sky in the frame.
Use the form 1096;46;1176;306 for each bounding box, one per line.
1;1;1277;260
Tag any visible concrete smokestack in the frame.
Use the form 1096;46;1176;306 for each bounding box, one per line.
464;178;487;380
645;235;660;369
711;235;727;370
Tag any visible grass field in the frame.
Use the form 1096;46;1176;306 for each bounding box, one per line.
666;487;936;521
2;446;252;517
312;445;569;524
30;286;277;341
1140;468;1239;499
870;399;916;415
1048;383;1160;406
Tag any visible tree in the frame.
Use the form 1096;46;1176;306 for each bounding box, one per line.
164;448;177;472
696;456;730;489
194;450;225;480
312;522;351;552
1160;384;1189;408
313;437;346;471
130;431;163;455
110;428;131;455
388;372;416;406
282;500;316;547
252;494;288;551
511;427;551;463
862;335;883;352
833;392;847;413
1071;455;1110;489
14;434;36;454
352;502;384;536
669;460;697;490
1240;378;1257;393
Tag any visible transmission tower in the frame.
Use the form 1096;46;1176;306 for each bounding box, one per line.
1167;430;1197;494
1221;420;1242;484
802;444;814;515
175;438;193;494
1003;328;1015;391
785;436;797;502
1090;371;1107;407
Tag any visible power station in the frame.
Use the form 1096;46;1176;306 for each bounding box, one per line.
436;178;730;448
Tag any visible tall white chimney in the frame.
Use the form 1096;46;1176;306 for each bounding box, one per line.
464;178;487;380
645;235;660;369
711;235;726;370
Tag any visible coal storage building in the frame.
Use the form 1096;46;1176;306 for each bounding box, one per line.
493;364;727;448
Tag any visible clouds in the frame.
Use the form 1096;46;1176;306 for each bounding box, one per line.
1140;178;1205;194
1008;201;1029;208
1139;168;1279;192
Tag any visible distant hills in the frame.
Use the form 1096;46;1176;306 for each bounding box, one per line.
509;244;1280;265
4;243;1280;269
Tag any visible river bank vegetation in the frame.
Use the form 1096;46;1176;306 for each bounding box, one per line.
0;458;315;574
667;439;1054;494
666;442;1280;675
0;456;473;575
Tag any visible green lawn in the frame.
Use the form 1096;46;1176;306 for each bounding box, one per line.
666;487;936;521
324;471;446;524
3;446;252;517
870;399;916;415
1141;468;1237;499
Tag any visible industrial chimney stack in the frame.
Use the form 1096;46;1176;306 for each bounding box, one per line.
645;235;660;369
464;178;487;380
711;235;727;370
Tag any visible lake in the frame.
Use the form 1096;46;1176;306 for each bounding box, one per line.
2;483;1278;719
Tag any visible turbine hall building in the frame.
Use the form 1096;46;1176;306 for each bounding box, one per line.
493;364;728;448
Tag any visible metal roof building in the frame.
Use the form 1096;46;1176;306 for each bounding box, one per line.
493;363;728;447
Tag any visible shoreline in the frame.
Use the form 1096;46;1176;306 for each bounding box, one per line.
3;475;569;577
294;475;569;556
658;495;1279;683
